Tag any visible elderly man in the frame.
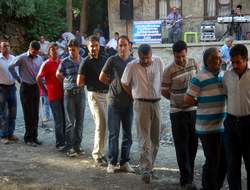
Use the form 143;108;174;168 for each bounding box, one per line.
0;41;18;144
220;36;233;71
121;44;164;184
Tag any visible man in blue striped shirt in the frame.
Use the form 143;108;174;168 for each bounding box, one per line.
184;48;227;190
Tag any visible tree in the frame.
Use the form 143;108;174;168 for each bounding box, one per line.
66;0;73;32
80;0;88;34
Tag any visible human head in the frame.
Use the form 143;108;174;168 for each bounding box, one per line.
87;35;100;58
29;40;40;57
0;41;10;56
172;40;187;66
67;39;80;59
40;36;45;43
230;44;248;76
117;35;130;59
75;30;80;36
138;44;152;67
172;6;177;14
225;36;233;48
114;32;119;40
48;43;58;60
236;4;242;16
203;48;221;74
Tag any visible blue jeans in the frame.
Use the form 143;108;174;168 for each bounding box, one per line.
108;103;133;165
0;84;17;137
41;96;51;121
64;89;85;151
49;99;65;147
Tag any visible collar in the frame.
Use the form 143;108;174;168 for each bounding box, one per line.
27;51;38;58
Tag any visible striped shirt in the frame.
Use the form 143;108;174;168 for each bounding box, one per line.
162;58;198;113
187;68;226;134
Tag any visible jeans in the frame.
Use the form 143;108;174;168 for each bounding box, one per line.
64;89;85;151
41;96;51;121
168;27;182;43
49;99;65;147
0;84;17;138
20;83;40;142
170;111;198;186
108;102;133;165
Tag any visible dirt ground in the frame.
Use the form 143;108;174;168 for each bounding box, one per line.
0;93;247;190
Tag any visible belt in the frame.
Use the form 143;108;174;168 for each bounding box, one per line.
0;83;15;88
136;98;161;103
227;113;250;122
91;90;108;94
65;88;82;95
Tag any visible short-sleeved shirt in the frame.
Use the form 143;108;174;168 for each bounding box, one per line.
0;53;16;85
162;58;198;113
57;56;83;90
39;58;63;101
101;55;134;106
187;68;226;135
78;54;109;92
121;56;164;99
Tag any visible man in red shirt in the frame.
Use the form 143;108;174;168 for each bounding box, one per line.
36;43;65;150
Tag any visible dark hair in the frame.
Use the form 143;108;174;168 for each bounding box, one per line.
118;35;130;43
230;44;248;60
172;40;187;53
67;38;79;47
29;41;40;50
88;35;99;43
114;32;119;36
138;44;152;55
203;47;217;67
48;43;58;56
236;4;242;9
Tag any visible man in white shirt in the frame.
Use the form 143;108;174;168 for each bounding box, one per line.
223;44;250;190
121;44;164;184
106;32;119;57
0;41;18;144
39;35;50;60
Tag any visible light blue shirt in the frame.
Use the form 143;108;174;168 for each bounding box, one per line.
220;44;231;63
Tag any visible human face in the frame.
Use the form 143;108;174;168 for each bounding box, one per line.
236;8;241;16
29;48;39;57
139;51;152;67
118;38;130;58
40;36;45;43
206;49;222;74
87;40;100;58
173;49;187;66
49;46;58;60
68;46;79;59
231;55;248;76
0;42;10;55
226;40;233;48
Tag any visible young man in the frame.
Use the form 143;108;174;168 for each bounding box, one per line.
121;44;164;184
9;41;43;147
161;40;198;190
0;41;18;144
56;39;85;157
223;44;250;190
77;35;109;165
184;48;227;190
36;43;65;150
99;35;134;174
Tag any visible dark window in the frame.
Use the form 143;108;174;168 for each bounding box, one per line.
204;0;232;19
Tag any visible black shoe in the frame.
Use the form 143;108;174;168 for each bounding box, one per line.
95;157;108;167
66;149;78;157
75;147;85;156
33;139;42;145
182;184;198;190
25;141;37;147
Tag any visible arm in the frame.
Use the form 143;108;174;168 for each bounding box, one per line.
8;57;21;83
184;94;197;106
121;83;132;96
76;74;86;87
56;70;64;84
161;85;171;100
99;71;110;85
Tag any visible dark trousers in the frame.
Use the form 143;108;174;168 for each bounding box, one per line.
20;83;40;143
224;114;250;190
200;133;227;190
170;111;198;186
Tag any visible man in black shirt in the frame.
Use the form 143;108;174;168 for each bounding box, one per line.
99;35;135;174
77;35;109;166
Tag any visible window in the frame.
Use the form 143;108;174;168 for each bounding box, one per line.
158;0;182;19
204;0;232;19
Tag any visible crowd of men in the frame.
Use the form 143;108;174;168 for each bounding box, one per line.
0;30;249;190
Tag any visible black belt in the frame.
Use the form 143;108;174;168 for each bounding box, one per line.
0;84;15;88
136;98;161;103
65;88;83;95
227;113;250;122
91;90;108;94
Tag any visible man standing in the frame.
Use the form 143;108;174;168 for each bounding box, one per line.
223;44;250;190
9;41;43;146
166;6;182;43
161;40;198;190
121;44;164;184
77;35;109;165
0;41;18;144
220;36;233;71
99;35;134;174
106;32;119;57
56;39;85;157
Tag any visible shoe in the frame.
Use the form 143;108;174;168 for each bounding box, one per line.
95;157;108;167
8;135;19;142
107;164;115;173
1;137;11;144
182;184;198;190
119;162;135;173
56;145;66;151
33;139;42;145
25;141;37;147
75;147;85;156
66;149;78;157
141;173;151;184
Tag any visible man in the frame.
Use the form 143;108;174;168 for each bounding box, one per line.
36;43;65;150
106;32;119;57
223;44;250;190
96;31;106;54
184;48;227;190
9;41;43;146
99;35;134;174
220;36;233;71
39;35;50;60
161;40;198;190
234;4;243;40
166;6;182;43
0;41;18;144
56;39;85;157
121;44;164;184
77;35;109;165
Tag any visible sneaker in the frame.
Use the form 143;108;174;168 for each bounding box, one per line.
107;164;115;173
56;145;66;151
119;162;135;173
8;135;19;142
67;149;78;157
1;137;11;144
183;184;198;190
25;141;37;147
33;139;42;145
95;157;108;167
75;147;85;156
141;173;151;184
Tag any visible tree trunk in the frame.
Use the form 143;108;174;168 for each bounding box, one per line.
80;0;88;34
66;0;73;32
